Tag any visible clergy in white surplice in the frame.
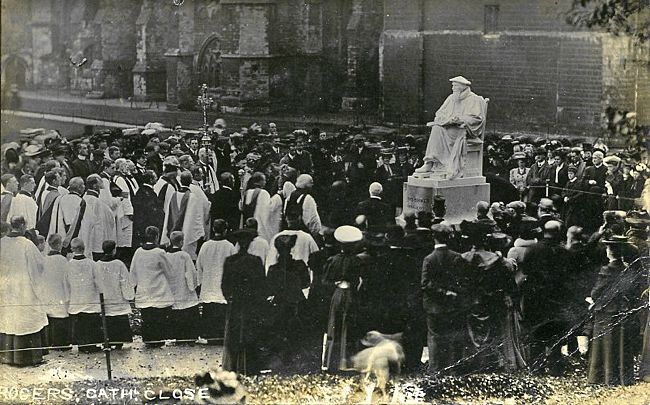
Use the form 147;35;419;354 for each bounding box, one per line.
35;170;63;237
161;172;208;259
113;159;139;258
49;177;85;241
154;156;181;228
7;174;38;230
63;175;117;260
0;174;18;223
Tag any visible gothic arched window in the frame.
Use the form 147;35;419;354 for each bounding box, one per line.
197;36;222;88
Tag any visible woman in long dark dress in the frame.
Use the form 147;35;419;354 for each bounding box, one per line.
588;235;644;386
221;229;267;375
461;222;526;373
322;225;363;371
266;234;310;364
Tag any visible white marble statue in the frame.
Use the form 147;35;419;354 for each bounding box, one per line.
415;76;487;179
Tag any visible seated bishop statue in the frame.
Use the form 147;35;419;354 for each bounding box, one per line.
415;76;488;180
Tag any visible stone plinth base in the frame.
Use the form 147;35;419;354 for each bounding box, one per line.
403;175;490;224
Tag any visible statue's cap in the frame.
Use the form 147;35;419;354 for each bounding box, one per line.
449;76;471;85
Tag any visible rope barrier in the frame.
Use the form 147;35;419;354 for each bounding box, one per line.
0;338;224;353
527;184;641;201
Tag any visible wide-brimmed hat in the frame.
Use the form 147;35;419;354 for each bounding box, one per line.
625;210;650;226
603;210;626;222
603;155;622;166
512;152;527;160
334;225;363;243
23;144;45;157
602;235;630;244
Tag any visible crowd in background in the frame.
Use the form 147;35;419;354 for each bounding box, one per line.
0;120;648;387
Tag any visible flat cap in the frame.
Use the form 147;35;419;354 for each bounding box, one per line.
449;76;471;85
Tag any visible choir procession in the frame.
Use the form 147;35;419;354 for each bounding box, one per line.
0;115;648;393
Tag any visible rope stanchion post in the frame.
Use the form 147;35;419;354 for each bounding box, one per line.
99;293;113;380
545;179;549;197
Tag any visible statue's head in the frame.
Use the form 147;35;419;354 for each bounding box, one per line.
449;76;471;94
451;82;469;94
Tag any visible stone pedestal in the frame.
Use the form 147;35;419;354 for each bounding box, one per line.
402;138;489;224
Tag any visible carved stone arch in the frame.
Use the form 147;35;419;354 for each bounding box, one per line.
1;54;30;89
196;34;222;89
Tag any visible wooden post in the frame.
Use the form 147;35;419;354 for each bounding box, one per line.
99;293;112;380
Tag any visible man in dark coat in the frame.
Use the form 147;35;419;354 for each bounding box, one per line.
280;138;313;175
421;224;469;374
145;144;163;175
581;150;607;233
548;150;569;211
70;142;93;179
211;172;241;231
525;148;551;203
355;182;394;232
132;170;164;247
562;165;583;227
519;220;572;375
582;150;607;191
346;134;376;202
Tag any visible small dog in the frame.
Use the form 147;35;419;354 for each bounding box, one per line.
351;331;405;396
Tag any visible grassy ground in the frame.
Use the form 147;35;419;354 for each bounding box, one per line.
1;342;648;404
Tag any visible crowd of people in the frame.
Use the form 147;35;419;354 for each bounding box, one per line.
0;120;648;387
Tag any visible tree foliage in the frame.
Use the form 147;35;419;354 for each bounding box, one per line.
566;0;650;43
602;107;650;158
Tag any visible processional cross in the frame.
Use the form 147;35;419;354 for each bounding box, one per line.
197;83;213;136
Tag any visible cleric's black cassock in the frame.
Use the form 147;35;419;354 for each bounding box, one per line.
132;184;164;247
221;252;267;375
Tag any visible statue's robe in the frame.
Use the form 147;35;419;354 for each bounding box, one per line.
424;88;486;179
